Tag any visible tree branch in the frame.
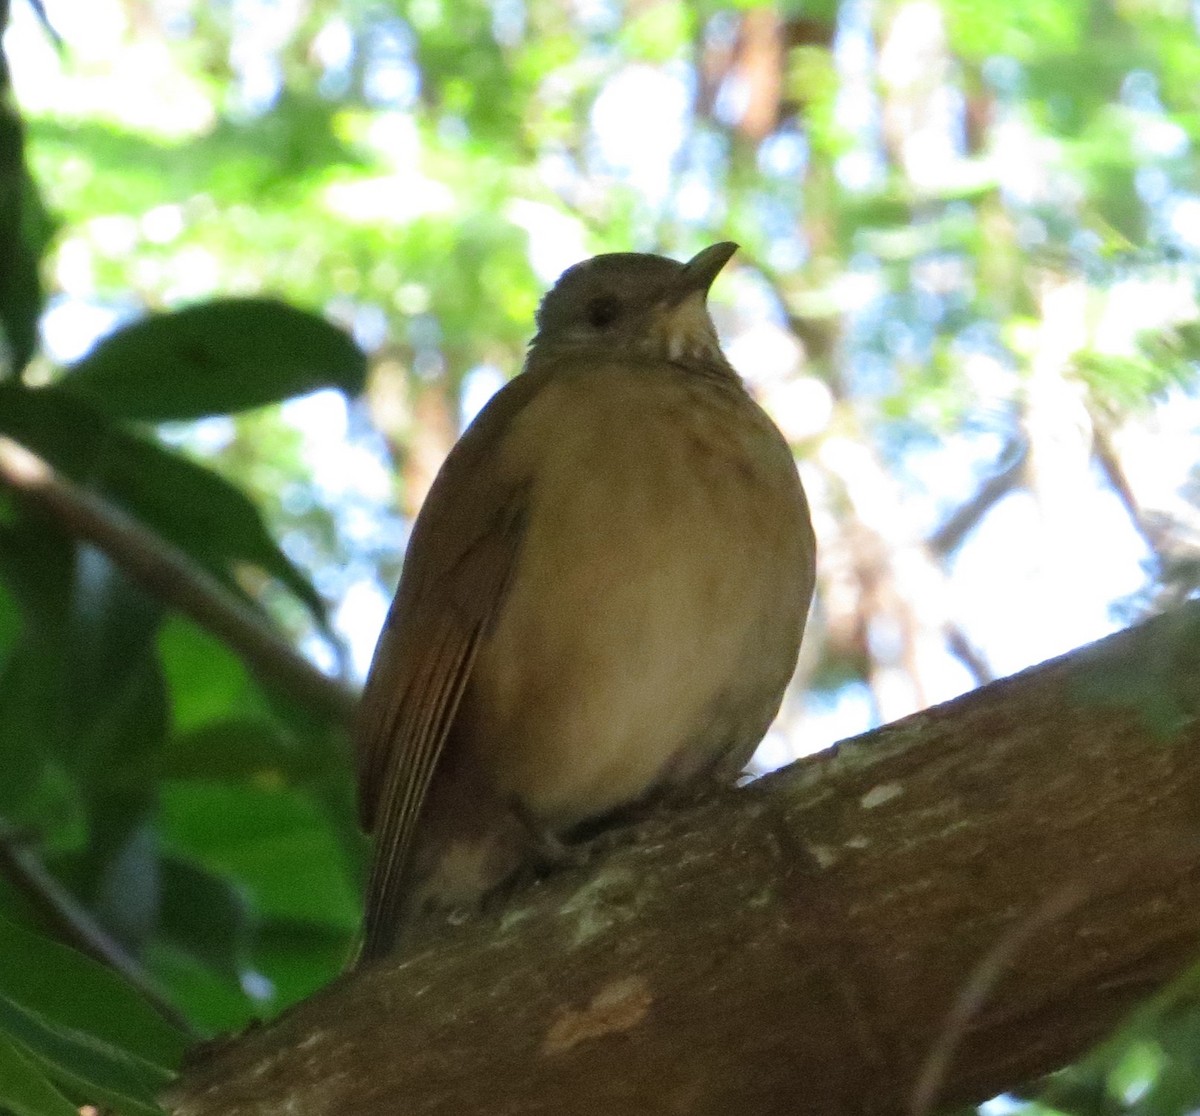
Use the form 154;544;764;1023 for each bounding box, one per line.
165;602;1200;1116
942;621;993;685
927;440;1028;557
0;435;357;725
1090;416;1174;563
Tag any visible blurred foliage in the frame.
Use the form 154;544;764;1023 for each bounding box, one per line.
0;916;187;1115
0;0;1197;1112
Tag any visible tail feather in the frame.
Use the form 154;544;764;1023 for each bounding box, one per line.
355;763;533;965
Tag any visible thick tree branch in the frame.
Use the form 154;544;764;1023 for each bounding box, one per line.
0;435;357;725
166;602;1200;1116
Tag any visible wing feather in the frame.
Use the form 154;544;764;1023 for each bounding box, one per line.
353;370;546;961
357;504;525;960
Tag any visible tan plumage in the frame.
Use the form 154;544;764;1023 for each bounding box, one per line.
355;243;816;962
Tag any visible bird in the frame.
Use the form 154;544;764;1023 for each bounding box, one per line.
354;242;816;962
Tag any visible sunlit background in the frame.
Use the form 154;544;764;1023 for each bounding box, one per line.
9;0;1200;777
8;0;1200;767
2;0;1199;1091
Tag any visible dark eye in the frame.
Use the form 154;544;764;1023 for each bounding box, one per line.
587;295;621;329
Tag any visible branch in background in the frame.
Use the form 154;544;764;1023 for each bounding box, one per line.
0;435;358;726
927;440;1028;557
942;621;993;686
744;251;1000;706
1091;411;1200;610
0;817;193;1034
1090;417;1170;561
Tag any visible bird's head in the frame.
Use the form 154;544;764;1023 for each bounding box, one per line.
531;242;738;367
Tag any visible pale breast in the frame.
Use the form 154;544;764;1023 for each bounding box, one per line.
467;359;815;828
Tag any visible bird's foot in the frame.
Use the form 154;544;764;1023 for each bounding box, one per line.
511;802;589;873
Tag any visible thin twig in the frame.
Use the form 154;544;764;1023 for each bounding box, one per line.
1090;417;1171;562
0;435;358;725
0;817;195;1035
943;622;993;686
928;440;1028;557
909;880;1089;1116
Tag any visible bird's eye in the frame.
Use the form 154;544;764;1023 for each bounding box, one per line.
587;295;621;329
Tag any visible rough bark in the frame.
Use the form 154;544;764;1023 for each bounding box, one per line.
166;602;1200;1116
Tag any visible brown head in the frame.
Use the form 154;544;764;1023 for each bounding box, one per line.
530;242;739;367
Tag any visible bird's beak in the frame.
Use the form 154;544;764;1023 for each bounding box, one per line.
676;241;738;299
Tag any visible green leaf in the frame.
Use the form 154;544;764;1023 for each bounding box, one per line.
0;994;169;1116
0;514;169;908
62;298;368;421
0;120;52;374
163;717;305;782
0;916;187;1071
0;1034;77;1116
0;517;63;815
0;382;327;626
0;505;75;637
59;548;163;768
619;2;694;62
1139;1063;1200;1114
0;636;57;816
30;548;167;938
157;617;275;734
1107;1039;1166;1105
161;781;360;930
253;919;352;1009
143;943;255;1037
159;855;252;978
0;581;35;812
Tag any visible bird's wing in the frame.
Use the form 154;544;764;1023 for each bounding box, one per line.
354;369;545;957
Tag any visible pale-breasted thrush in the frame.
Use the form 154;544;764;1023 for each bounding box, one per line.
355;243;816;961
